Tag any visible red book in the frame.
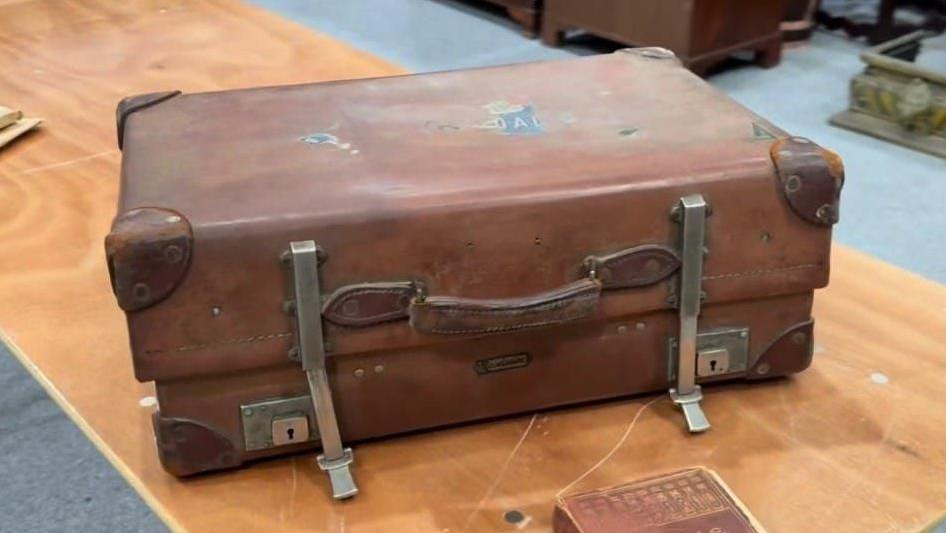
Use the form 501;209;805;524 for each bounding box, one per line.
554;467;765;533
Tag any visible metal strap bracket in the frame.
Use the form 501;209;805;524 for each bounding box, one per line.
285;240;358;500
669;194;711;433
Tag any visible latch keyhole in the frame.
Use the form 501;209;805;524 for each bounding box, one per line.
710;360;717;372
287;428;295;441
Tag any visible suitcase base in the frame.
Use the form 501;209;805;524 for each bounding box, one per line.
151;292;815;477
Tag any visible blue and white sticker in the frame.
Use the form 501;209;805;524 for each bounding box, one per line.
478;100;545;136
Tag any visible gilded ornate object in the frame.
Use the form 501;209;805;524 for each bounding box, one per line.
831;31;946;159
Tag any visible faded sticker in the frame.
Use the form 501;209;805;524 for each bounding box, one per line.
478;100;545;135
301;132;359;154
751;122;777;141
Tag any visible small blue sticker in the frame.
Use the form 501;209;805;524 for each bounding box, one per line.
302;133;340;145
301;132;357;154
480;101;545;136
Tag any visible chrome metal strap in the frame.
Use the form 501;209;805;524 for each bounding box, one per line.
288;240;358;499
669;194;711;433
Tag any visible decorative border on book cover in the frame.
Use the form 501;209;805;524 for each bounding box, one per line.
558;467;764;533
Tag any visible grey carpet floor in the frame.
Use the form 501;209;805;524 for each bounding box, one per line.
2;0;944;530
0;344;167;532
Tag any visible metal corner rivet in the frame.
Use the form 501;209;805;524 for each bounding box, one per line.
374;365;385;374
761;232;772;243
816;204;834;222
756;362;771;375
132;282;150;301
282;300;296;315
617;325;628;334
792;332;807;345
635;322;646;331
165;215;181;224
243;408;253;416
353;368;365;378
164;245;183;264
643;258;660;272
210;306;222;317
739;330;748;339
786;175;801;193
669;205;682;223
288;347;299;360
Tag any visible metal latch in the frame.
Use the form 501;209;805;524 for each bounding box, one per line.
284;240;358;500
668;194;711;433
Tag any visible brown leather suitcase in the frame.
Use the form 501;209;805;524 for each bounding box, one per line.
106;49;844;500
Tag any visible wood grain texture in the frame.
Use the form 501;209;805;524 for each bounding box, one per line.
2;1;946;532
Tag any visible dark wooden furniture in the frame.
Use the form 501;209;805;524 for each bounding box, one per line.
482;0;541;37
782;0;821;42
817;0;946;45
541;0;786;76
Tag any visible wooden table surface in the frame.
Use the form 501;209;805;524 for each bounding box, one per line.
2;1;946;531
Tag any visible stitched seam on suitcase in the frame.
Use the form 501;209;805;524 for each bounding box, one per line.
431;294;592;315
143;332;292;355
702;263;819;280
431;317;585;335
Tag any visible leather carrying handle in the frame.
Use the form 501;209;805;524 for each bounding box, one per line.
409;278;602;335
320;244;680;332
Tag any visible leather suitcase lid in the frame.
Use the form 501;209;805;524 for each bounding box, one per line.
112;51;840;381
119;51;783;226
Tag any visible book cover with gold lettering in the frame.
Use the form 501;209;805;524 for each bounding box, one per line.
554;467;765;533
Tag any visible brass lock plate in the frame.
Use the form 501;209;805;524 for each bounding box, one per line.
240;396;320;451
668;327;749;381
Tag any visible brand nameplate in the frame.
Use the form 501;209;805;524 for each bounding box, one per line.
474;353;531;375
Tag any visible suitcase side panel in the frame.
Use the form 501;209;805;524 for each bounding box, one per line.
124;154;832;382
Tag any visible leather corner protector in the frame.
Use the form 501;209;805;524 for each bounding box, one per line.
116;90;181;149
589;244;681;290
616;47;680;63
770;137;845;226
322;281;417;327
152;413;240;477
747;319;814;380
105;207;193;311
